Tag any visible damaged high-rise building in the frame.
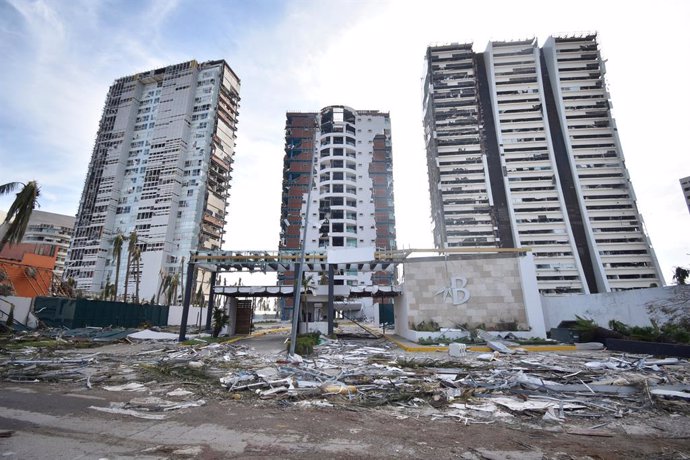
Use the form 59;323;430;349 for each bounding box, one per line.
423;34;662;294
65;60;240;300
278;106;396;317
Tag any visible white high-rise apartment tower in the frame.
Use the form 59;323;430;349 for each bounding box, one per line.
65;60;240;300
423;35;662;294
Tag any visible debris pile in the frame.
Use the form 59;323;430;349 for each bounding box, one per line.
1;330;689;427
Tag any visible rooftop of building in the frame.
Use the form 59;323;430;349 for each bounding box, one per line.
0;209;75;241
112;59;240;86
24;210;75;228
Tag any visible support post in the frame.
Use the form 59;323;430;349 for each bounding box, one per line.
288;144;317;356
178;260;196;342
289;263;302;355
327;264;334;336
205;270;217;332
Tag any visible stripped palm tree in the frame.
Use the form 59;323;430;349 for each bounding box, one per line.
179;256;185;301
166;273;179;305
156;271;169;305
0;181;40;252
112;234;124;301
300;274;316;322
124;231;137;302
133;246;142;303
101;282;115;301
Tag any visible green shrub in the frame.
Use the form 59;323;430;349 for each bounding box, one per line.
286;332;321;356
411;320;440;332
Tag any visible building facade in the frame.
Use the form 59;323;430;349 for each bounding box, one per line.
278;106;396;314
65;60;240;300
681;176;690;214
423;35;662;294
0;210;74;279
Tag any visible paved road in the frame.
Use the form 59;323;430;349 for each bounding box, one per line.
2;382;689;459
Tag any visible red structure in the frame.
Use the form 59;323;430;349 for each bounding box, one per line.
0;243;58;297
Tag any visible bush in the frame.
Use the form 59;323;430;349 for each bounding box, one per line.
286;332;321;356
411;320;440;332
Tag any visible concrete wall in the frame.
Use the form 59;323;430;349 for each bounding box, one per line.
395;253;545;340
167;305;209;327
0;296;38;328
541;285;689;329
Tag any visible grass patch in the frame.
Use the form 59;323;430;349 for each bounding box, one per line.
0;338;101;351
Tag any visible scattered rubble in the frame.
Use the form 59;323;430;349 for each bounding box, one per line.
1;326;689;431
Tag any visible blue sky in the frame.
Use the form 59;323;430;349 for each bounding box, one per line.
1;0;689;284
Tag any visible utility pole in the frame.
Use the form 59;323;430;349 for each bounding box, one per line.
178;258;196;342
288;145;317;356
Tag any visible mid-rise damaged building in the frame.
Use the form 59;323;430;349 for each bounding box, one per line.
423;34;662;295
278;106;396;319
65;60;240;300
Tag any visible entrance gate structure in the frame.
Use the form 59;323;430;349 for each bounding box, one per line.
177;248;530;342
177;249;404;341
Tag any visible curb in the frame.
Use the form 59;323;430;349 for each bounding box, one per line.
360;324;579;353
384;336;577;353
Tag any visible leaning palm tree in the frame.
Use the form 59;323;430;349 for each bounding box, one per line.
112;234;124;301
0;181;40;252
123;231;137;302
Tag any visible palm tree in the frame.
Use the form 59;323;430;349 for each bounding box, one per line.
112;234;124;301
133;246;142;303
673;266;689;285
101;282;115;301
156;271;169;305
300;274;316;322
0;181;40;252
124;231;137;302
166;273;179;305
179;256;185;301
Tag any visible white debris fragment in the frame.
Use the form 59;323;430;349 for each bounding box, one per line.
166;388;194;397
89;405;167;420
102;383;147;392
126;330;180;341
486;340;515;355
288;353;303;364
449;343;467;358
542;407;565;423
650;389;690;399
491;397;584;412
295;400;334;408
476;352;500;361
